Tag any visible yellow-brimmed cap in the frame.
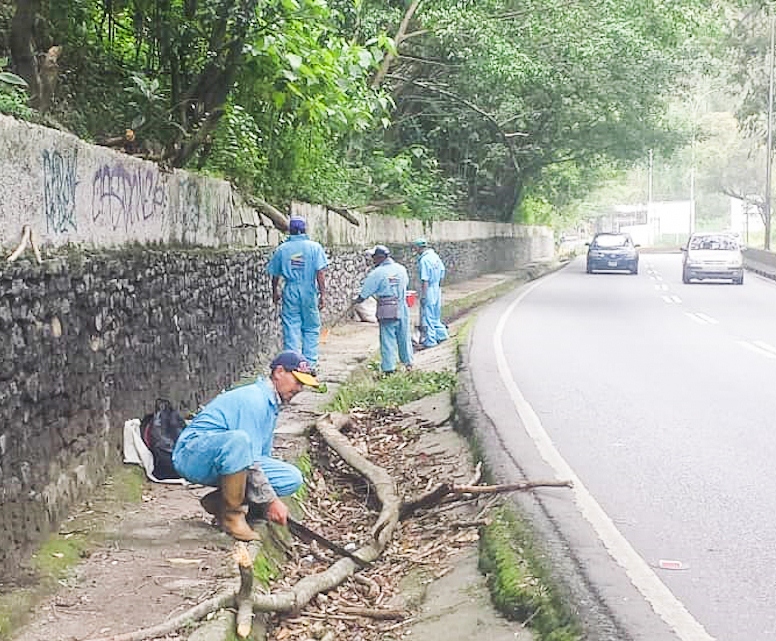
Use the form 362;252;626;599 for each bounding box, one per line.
270;351;319;387
292;370;319;387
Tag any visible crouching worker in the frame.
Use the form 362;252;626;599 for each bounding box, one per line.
172;351;319;541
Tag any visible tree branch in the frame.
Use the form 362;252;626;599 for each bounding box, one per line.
371;0;423;89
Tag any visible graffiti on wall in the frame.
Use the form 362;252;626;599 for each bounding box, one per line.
91;163;168;232
42;149;78;234
172;178;232;243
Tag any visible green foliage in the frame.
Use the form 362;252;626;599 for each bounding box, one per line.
327;367;457;412
0;57;31;118
206;104;268;190
479;508;581;641
2;0;742;225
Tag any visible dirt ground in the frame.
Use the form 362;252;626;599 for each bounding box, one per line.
6;272;538;641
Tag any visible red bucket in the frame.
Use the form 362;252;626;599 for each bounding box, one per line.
406;290;418;307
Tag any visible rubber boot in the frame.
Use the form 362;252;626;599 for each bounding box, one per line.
220;472;259;541
199;489;222;519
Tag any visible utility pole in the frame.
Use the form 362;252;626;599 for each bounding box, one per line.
765;5;775;250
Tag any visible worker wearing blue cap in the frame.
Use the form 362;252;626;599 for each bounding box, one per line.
353;245;414;374
412;238;449;349
173;351;319;540
267;217;328;373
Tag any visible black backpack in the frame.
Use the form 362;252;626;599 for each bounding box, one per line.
140;399;186;480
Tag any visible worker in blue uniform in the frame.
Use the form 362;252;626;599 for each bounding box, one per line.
267;217;328;372
172;351;319;541
353;245;414;374
412;237;449;348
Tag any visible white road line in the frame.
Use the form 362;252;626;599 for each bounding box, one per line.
695;313;718;325
685;312;708;325
495;281;715;641
654;284;669;291
662;295;674;303
737;341;776;359
753;340;776;356
671;295;682;304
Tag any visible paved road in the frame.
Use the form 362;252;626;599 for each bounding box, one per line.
469;253;776;641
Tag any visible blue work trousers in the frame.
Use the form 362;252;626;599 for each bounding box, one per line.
420;284;448;346
281;285;321;367
378;318;413;372
172;430;303;496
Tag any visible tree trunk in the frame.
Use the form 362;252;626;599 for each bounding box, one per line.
10;0;41;106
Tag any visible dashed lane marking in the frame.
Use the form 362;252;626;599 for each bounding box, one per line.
753;340;776;356
695;313;718;325
737;341;776;359
685;312;719;325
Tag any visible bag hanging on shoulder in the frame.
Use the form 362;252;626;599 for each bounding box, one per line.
376;295;400;321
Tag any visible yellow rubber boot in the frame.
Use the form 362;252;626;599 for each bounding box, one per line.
220;472;259;541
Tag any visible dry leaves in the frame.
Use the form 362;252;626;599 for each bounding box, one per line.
264;407;489;641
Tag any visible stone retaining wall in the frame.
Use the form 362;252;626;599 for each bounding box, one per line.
0;113;554;581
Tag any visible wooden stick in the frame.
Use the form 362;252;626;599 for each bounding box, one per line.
234;544;254;638
338;606;408;620
452;480;572;494
400;479;572;520
7;225;31;262
29;228;43;264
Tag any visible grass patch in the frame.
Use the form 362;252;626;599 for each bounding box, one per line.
479;507;581;641
103;465;146;503
253;550;282;588
326;366;456;412
0;590;34;640
30;533;91;579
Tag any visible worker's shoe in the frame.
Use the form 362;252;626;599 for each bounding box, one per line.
199;489;222;519
220;472;259;541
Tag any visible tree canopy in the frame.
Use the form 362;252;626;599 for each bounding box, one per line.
0;0;739;224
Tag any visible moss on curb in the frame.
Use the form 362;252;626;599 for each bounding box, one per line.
479;508;582;641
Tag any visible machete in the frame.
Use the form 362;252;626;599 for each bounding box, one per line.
287;516;370;568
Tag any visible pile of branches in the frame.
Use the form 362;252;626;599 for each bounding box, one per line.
83;409;570;641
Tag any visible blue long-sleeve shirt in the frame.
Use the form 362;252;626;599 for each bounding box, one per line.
180;378;279;460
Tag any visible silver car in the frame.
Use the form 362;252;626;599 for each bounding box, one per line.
681;232;744;284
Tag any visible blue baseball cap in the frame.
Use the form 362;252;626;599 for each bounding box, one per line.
412;237;428;247
289;217;306;234
270;351;319;386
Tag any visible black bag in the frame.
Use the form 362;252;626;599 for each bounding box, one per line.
140;399;186;480
376;295;400;321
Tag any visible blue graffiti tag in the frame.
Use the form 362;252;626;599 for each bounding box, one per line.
91;163;167;232
42;149;78;234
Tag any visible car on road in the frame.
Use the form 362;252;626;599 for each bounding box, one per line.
681;232;744;285
585;232;639;274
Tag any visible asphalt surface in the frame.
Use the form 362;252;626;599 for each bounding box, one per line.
469;253;776;641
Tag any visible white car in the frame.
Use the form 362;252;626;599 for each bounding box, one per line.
681;232;744;285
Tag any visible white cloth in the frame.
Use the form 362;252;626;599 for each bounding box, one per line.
122;418;187;484
354;298;378;323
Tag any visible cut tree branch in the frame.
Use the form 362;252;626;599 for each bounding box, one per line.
243;194;290;231
371;0;423;89
400;479;573;521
